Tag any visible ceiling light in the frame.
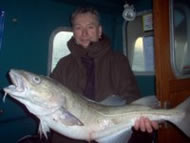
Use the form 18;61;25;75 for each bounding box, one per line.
122;4;136;21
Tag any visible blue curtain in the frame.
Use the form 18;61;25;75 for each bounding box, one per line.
0;10;5;51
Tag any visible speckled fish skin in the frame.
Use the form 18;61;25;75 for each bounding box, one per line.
3;69;190;143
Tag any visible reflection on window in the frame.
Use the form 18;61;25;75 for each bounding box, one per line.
50;30;73;72
132;37;144;71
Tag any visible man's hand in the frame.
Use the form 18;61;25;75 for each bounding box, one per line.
134;117;159;133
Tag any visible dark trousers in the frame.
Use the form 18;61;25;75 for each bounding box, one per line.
129;129;157;143
17;129;157;143
50;130;157;143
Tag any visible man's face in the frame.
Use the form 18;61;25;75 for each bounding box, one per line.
72;13;102;48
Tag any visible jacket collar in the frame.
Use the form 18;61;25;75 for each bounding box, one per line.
67;34;112;59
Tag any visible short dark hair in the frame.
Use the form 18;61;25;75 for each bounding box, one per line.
71;7;101;27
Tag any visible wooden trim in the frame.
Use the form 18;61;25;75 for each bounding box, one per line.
153;0;190;142
153;0;172;103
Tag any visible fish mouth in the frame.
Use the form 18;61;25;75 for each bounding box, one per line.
3;69;26;95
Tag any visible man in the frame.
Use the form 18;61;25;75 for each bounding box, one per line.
50;7;158;143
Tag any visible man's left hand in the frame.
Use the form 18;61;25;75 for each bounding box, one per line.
134;117;159;133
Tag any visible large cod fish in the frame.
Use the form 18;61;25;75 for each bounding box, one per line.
3;69;190;143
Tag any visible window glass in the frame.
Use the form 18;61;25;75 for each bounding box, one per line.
48;28;73;73
132;36;154;72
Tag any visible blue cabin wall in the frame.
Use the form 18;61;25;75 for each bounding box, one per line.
0;0;153;142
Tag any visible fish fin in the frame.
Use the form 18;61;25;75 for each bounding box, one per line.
38;120;50;139
96;129;132;143
58;107;84;126
172;96;190;137
100;95;126;106
131;95;160;108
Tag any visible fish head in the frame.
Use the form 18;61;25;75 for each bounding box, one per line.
3;69;85;132
3;69;63;110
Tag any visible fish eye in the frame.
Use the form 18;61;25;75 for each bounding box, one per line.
33;76;41;84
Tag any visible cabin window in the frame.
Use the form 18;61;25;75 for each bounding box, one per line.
48;27;73;74
124;12;154;75
170;0;190;78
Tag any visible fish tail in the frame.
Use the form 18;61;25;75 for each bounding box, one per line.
172;96;190;138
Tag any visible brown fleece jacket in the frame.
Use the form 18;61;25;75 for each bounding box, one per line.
50;34;140;103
